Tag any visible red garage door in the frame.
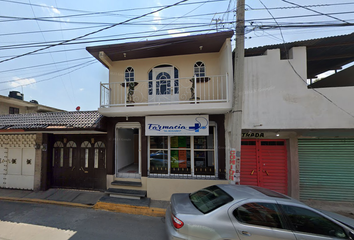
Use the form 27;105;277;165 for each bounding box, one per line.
240;139;288;195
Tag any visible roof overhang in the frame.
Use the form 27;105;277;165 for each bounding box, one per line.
86;31;234;68
308;64;354;88
245;32;354;81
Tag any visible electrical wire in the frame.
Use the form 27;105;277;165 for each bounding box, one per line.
0;0;190;64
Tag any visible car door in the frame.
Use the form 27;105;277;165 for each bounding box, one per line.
228;200;297;240
279;203;352;240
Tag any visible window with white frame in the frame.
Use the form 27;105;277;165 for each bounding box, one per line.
148;126;216;177
125;67;134;82
194;61;205;77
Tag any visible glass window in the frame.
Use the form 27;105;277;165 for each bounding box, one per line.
171;136;191;174
9;107;19;114
194;127;214;175
194;61;205;77
148;126;217;177
149;136;168;174
125;67;134;82
281;205;348;238
234;202;283;229
190;185;233;214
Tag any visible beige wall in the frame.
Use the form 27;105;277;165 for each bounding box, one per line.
146;177;228;201
0;102;37;115
107;41;233;105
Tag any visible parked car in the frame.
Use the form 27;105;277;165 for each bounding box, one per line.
165;184;354;240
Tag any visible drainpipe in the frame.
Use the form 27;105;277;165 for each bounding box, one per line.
229;0;245;184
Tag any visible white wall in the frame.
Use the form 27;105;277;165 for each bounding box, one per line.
243;47;354;130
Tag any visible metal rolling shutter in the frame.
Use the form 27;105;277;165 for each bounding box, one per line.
298;139;354;202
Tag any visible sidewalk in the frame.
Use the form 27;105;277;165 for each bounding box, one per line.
0;188;168;217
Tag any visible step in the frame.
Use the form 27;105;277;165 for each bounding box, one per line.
98;195;150;207
111;180;142;187
105;188;147;200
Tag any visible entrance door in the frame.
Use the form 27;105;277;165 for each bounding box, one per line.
116;123;141;178
51;136;106;190
241;139;288;194
149;67;179;103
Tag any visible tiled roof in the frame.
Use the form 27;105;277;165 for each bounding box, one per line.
0;111;103;130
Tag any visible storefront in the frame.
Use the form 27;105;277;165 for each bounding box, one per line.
146;115;223;179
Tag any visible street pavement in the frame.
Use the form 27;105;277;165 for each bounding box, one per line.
0;200;168;240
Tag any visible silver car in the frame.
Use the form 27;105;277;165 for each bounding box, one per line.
165;184;354;240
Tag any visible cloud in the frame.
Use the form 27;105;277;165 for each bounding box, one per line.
79;88;84;91
40;4;61;17
10;77;36;88
151;10;162;31
168;29;190;38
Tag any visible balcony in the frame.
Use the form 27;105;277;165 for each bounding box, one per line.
99;75;231;117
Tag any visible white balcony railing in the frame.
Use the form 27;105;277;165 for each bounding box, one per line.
100;75;229;108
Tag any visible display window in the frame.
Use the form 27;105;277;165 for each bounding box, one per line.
149;126;216;177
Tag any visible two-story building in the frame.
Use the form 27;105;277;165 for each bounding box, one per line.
86;31;234;200
0;91;64;115
241;33;354;211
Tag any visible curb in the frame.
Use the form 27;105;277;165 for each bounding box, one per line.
93;201;166;217
0;197;93;209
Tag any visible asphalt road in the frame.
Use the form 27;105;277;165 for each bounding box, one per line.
0;200;168;240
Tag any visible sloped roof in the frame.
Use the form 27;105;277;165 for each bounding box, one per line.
245;32;354;79
0;111;104;131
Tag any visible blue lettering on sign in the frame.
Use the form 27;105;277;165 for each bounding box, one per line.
148;117;208;133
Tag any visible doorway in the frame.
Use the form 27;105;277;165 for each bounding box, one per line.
148;66;179;103
116;123;141;178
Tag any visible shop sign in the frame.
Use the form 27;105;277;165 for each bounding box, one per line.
146;115;209;136
242;132;265;138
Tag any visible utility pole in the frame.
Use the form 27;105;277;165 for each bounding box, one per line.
229;0;245;184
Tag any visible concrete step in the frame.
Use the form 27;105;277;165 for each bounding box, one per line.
105;188;146;200
111;180;142;187
98;195;150;207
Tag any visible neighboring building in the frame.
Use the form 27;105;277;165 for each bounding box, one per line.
86;31;234;200
0;111;106;191
241;33;354;209
0;91;64;115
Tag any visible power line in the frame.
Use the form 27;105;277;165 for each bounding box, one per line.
0;27;229;50
281;0;350;24
0;57;91;73
0;0;190;64
0;61;97;91
248;2;354;11
0;60;96;84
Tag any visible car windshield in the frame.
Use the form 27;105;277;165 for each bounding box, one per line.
189;185;233;214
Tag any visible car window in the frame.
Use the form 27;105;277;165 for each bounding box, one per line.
280;205;348;239
233;202;284;229
189;185;233;214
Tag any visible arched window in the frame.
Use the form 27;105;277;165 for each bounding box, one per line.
94;141;106;169
194;61;205;77
66;141;77;167
81;141;92;168
125;67;134;82
53;141;64;167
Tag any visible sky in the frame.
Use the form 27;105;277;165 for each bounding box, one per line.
0;0;353;112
